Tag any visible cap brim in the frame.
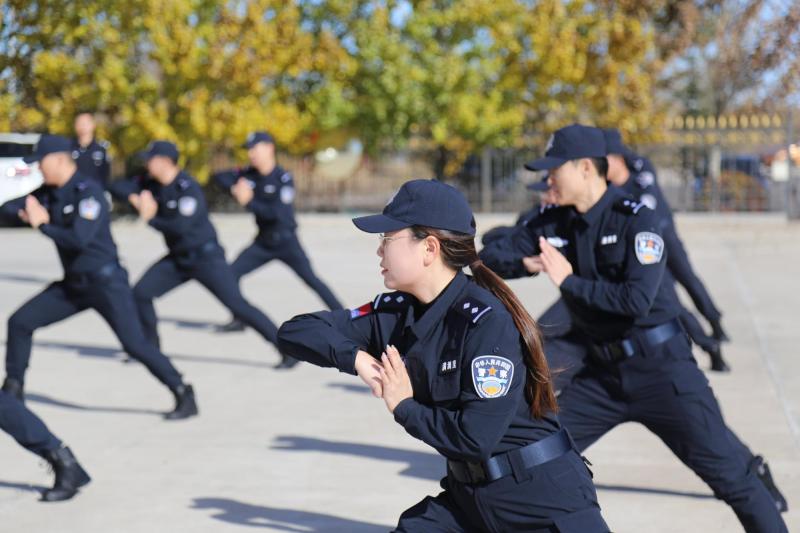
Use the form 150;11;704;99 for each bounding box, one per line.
351;214;410;234
524;156;566;171
22;154;41;164
526;180;549;191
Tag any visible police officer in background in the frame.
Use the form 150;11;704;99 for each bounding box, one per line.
0;135;197;420
0;391;90;501
480;124;787;531
278;179;609;531
108;141;296;369
72;111;111;187
604;129;731;365
213;131;343;333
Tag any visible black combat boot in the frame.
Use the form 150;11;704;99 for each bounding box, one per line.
1;377;24;402
164;384;198;420
274;355;300;370
707;343;731;372
710;319;730;343
41;446;91;502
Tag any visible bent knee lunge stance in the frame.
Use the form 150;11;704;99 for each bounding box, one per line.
212;131;342;334
278;179;609;531
479;124;787;531
109;140;292;369
0;135;196;420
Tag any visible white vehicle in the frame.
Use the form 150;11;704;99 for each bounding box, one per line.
0;133;43;206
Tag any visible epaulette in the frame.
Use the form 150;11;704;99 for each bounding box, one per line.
350;291;411;320
177;177;191;190
280;171;292;184
99;140;110;149
538;203;558;215
613;196;646;215
454;296;493;325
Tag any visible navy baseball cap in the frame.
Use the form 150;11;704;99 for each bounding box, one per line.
526;178;549;192
23;134;72;164
242;131;275;149
602;128;634;157
141;141;179;163
352;179;476;236
525;124;607;171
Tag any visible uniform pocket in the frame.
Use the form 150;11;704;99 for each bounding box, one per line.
431;372;461;405
553;507;609;533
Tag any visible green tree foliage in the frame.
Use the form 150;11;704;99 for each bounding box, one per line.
1;1;716;180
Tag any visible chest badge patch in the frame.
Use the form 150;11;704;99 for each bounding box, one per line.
472;355;514;399
178;196;198;216
635;232;664;265
78;197;100;220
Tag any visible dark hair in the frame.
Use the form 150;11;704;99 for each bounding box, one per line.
410;226;558;418
589;156;608;177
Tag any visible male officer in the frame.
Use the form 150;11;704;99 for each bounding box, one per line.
603;129;730;352
0;135;197;420
0;391;90;501
108;141;296;369
480;124;787;531
213;131;343;334
72;111;111;187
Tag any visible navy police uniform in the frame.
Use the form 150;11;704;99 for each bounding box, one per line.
481;125;787;532
277;179;608;532
108;141;282;353
212;132;342;313
0;391;62;456
71;138;111;186
0;136;186;400
609;133;726;340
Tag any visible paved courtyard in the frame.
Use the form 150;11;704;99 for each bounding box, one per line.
1;212;798;532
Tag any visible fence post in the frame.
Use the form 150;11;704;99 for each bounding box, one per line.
481;147;492;212
709;145;722;212
787;109;800;219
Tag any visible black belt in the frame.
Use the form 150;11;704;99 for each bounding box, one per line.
588;318;683;365
447;429;572;485
65;262;120;285
174;240;219;261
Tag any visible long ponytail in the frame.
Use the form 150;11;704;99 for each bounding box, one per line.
411;226;558;418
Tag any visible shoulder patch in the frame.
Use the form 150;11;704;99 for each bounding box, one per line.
78;196;101;220
280;172;292;184
471;355;514;399
634;232;664;265
280;185;295;204
177;178;191;190
455;297;492;325
178;196;198;216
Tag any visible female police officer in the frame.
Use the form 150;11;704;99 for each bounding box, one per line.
277;179;608;532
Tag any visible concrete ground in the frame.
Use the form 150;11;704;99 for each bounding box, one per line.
0;212;798;532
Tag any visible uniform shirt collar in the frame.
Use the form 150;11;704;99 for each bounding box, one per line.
50;171;80;199
579;185;619;226
408;271;469;342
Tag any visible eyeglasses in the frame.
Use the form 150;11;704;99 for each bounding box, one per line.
378;233;414;246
